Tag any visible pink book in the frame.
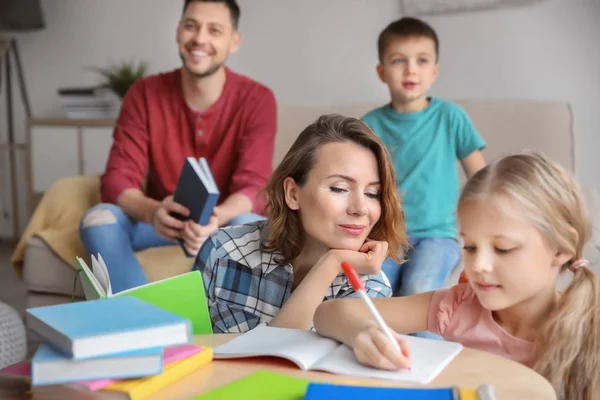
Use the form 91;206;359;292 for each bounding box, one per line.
0;344;204;391
0;361;30;378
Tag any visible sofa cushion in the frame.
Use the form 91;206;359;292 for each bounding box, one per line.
135;246;195;282
275;100;574;176
22;236;195;297
23;236;84;298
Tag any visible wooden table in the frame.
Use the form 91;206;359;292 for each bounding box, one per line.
144;334;556;400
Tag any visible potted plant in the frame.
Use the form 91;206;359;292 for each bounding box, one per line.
91;61;148;99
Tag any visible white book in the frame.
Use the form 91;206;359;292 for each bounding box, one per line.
214;325;463;384
31;343;162;386
77;254;112;299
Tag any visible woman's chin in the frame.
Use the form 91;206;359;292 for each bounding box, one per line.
326;239;364;252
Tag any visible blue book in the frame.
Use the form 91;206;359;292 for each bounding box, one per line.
304;383;457;400
31;343;163;386
26;296;192;360
170;157;220;257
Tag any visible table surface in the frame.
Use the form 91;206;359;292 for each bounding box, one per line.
143;334;556;400
16;334;555;399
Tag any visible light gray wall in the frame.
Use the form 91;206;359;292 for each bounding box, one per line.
0;0;598;237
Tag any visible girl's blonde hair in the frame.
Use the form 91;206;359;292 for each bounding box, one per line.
262;114;407;266
459;152;600;399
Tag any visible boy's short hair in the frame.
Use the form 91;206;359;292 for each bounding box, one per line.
377;17;439;62
182;0;240;29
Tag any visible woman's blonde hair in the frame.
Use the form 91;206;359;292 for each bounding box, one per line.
459;152;600;400
262;114;407;266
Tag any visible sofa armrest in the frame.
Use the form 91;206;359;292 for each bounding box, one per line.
12;176;102;278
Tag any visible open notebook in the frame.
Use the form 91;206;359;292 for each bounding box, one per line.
76;255;211;335
213;325;463;384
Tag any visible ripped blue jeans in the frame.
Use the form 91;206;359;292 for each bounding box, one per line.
80;203;265;293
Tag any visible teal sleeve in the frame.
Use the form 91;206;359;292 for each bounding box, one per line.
452;106;486;160
361;113;374;129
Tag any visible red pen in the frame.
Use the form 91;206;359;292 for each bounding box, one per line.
341;261;401;351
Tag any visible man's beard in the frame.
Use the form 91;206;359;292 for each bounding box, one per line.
179;52;224;79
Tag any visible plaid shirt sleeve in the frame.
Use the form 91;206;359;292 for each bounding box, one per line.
334;272;393;299
193;232;262;333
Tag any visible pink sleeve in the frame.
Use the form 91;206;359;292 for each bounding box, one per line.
427;284;473;336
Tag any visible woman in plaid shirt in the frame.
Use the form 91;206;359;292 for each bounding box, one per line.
193;114;408;333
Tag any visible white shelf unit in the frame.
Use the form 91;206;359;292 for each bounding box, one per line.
27;118;115;212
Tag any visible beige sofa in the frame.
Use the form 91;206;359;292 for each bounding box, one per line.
17;99;579;310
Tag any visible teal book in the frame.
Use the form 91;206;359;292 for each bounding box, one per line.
26;296;192;360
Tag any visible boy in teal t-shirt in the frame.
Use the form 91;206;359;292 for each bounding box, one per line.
363;18;486;313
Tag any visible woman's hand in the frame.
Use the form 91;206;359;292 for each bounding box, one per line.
330;240;389;275
181;216;219;256
268;240;389;330
353;322;411;370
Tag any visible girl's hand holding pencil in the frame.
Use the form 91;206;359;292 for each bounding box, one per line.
341;261;412;371
352;321;412;371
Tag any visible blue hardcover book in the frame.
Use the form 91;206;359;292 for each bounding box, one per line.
171;157;220;257
26;296;192;360
304;383;456;400
31;343;163;386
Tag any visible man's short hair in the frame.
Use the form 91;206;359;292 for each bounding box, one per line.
182;0;240;29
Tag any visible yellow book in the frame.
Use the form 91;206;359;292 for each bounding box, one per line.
458;388;478;400
102;347;213;400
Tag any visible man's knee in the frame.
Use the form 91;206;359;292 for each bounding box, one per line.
81;204;123;228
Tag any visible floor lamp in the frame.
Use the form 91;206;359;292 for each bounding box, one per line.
0;38;31;241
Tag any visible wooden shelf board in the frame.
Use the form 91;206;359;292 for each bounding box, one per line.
29;118;116;127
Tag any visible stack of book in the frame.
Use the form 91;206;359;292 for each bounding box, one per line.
4;296;213;398
58;86;116;119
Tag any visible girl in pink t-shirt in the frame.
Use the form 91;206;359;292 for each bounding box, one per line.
314;152;600;400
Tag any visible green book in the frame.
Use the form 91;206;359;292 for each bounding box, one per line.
192;370;309;400
76;255;211;335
